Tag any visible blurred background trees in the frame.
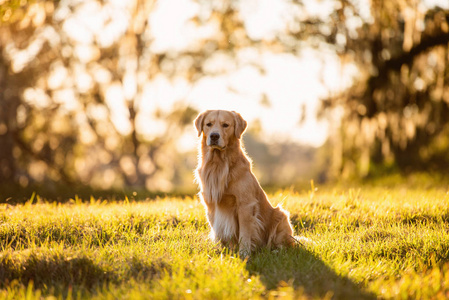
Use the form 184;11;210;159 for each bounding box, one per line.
1;0;448;198
320;1;449;178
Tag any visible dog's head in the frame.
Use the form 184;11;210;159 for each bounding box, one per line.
194;110;247;150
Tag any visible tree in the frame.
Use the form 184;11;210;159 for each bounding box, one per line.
0;0;198;190
2;0;448;193
318;1;449;177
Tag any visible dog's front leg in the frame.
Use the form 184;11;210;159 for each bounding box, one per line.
237;201;262;258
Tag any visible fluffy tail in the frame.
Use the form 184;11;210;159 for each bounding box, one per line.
290;235;314;246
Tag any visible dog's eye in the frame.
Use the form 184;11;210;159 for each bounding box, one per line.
206;123;212;127
223;123;229;128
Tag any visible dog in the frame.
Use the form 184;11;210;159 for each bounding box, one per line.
194;110;296;257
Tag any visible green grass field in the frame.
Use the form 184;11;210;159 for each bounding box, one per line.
1;184;449;299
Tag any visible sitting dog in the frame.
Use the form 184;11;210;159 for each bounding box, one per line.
194;110;296;257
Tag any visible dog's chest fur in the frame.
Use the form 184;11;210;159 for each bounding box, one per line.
198;150;240;242
199;149;230;204
212;204;238;242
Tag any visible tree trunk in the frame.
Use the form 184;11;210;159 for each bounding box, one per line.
0;55;19;184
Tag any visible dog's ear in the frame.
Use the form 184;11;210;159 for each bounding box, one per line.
194;111;208;137
232;111;247;139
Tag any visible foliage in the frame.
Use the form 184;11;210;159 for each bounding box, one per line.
0;0;198;191
1;0;449;192
1;185;449;299
319;1;449;177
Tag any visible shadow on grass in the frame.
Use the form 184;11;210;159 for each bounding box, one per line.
0;248;171;296
246;247;376;299
0;252;114;292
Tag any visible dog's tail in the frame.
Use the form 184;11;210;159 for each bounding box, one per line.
290;235;314;247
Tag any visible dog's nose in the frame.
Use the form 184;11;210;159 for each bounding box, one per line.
210;133;220;142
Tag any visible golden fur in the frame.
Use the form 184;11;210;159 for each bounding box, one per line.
194;110;295;257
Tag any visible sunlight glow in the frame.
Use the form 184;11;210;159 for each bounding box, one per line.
424;0;449;9
20;0;447;152
144;0;362;148
149;0;214;53
105;83;133;135
181;48;357;148
239;0;293;40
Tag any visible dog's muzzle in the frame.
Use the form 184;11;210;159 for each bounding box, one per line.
207;132;225;150
209;133;220;144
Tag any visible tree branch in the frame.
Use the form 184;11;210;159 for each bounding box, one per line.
383;32;449;73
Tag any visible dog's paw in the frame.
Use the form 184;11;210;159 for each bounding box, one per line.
239;249;251;260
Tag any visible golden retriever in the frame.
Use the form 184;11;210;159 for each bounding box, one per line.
194;110;295;257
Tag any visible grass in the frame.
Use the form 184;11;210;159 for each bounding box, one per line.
0;184;449;299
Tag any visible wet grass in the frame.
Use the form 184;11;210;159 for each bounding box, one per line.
0;185;448;299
